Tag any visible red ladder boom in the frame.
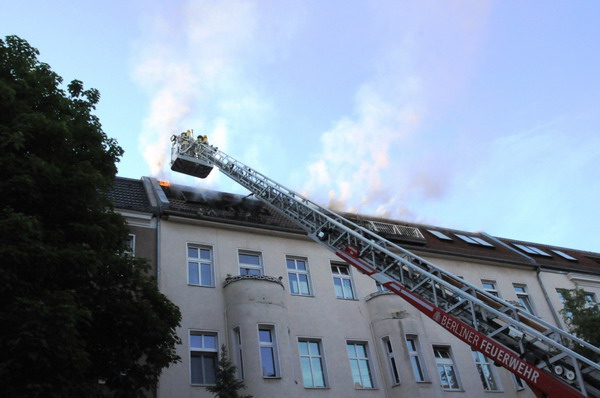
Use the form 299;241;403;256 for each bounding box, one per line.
170;132;600;397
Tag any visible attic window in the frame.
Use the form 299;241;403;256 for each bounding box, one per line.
514;244;551;257
427;230;453;241
367;221;424;239
551;250;577;262
455;234;494;247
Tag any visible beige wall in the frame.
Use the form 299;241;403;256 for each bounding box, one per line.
156;216;593;398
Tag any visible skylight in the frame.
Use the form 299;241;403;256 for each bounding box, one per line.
455;234;494;247
514;244;551;257
427;229;453;241
360;220;425;239
551;250;577;261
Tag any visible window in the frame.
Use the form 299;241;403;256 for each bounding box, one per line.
513;284;535;314
427;229;453;241
482;280;500;297
298;339;326;388
552;249;577;261
239;251;263;276
332;264;356;299
472;350;501;391
232;327;244;379
190;332;218;385
347;342;374;389
557;289;597;311
455;234;494;247
287;257;312;296
514;243;551;257
188;245;214;286
382;336;400;385
376;282;389;292
124;234;135;256
405;335;427;382
433;346;461;390
513;374;525;391
258;325;280;378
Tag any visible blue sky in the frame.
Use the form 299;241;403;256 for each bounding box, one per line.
3;1;599;252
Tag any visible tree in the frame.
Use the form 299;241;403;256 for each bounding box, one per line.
559;288;600;361
0;35;181;397
206;345;252;398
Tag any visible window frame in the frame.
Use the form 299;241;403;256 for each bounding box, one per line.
472;349;502;392
512;374;525;391
232;326;244;380
433;346;461;391
381;336;400;385
287;256;313;296
482;280;500;297
258;324;280;378
405;334;428;382
298;338;327;388
189;331;218;386
125;233;135;256
187;244;214;287
238;250;263;276
331;263;357;300
346;341;376;389
513;283;536;315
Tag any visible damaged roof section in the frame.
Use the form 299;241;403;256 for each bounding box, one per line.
109;177;600;276
160;182;302;232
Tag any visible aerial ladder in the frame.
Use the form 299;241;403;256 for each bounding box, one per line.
170;131;600;398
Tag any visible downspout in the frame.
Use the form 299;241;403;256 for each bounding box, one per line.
156;217;161;289
536;267;565;329
142;176;170;289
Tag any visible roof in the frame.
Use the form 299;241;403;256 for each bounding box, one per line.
108;177;155;213
110;176;600;276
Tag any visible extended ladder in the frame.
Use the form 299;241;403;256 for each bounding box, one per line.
170;133;600;398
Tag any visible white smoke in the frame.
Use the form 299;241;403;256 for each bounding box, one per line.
302;1;493;221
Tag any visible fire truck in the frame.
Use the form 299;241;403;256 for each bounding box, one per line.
169;131;600;397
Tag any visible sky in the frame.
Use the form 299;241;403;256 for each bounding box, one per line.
3;0;600;253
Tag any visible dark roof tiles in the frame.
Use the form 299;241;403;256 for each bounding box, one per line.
108;177;155;213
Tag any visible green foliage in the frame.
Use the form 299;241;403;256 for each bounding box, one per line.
0;35;181;397
206;345;252;398
559;288;600;361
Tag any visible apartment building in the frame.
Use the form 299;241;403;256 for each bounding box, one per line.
111;176;600;398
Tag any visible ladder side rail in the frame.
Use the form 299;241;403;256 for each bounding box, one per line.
193;141;600;368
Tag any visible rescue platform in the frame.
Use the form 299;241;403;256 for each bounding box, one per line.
170;153;214;179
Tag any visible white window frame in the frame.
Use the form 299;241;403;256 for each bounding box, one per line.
287;256;313;296
238;250;263;276
482;280;500;297
332;263;356;299
405;334;428;382
258;324;280;378
125;233;135;256
513;283;535;314
346;341;375;389
472;350;502;392
381;336;400;385
189;331;218;386
433;346;461;391
376;282;389;292
187;244;214;287
232;326;244;379
298;338;327;388
512;374;525;391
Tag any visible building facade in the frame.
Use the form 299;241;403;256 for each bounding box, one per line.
112;176;600;398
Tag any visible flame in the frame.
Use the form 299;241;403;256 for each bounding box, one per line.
158;180;171;187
